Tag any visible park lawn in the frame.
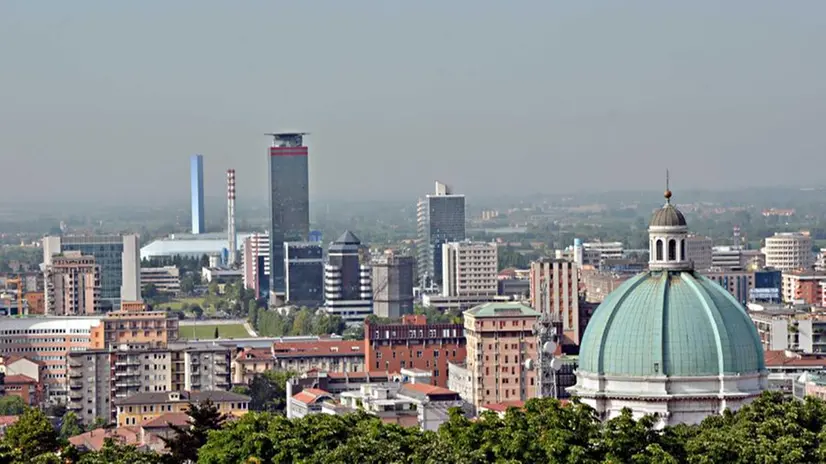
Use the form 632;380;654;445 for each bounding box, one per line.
164;297;207;311
178;323;250;340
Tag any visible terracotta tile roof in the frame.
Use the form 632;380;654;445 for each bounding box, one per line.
2;374;37;384
271;340;364;359
0;355;41;366
764;350;826;367
399;383;456;397
0;416;19;427
481;401;526;413
291;388;333;405
236;348;272;361
140;412;190;429
68;427;141;451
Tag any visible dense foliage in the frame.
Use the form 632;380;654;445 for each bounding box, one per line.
232;371;295;413
7;392;826;463
254;307;346;337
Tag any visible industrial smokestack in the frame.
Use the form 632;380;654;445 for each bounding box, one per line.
227;169;237;266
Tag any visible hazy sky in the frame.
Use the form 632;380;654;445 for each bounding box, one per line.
2;1;825;205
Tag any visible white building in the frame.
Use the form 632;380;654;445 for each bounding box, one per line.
764;232;814;271
570;188;766;428
242;233;269;297
140;266;181;295
441;241;498;298
581;241;623;262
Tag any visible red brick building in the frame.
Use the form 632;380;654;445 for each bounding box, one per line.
364;315;466;387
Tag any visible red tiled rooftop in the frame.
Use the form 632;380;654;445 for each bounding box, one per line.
481;401;526;413
271;340;364;358
764;350;826;367
401;383;456;396
140;412;190;429
0;416;19;427
68;427;141;451
2;374;37;384
292;388;333;405
236;348;272;361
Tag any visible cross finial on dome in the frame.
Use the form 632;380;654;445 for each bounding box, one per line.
664;169;672;204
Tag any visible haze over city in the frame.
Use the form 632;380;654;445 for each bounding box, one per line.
2;1;825;205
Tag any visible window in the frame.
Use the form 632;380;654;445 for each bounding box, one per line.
680;239;686;261
656;239;663;260
668;239;677;261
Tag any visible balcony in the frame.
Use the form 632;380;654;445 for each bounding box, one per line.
114;359;140;367
69;381;83;390
114;380;141;388
69;370;83;379
68;391;83;400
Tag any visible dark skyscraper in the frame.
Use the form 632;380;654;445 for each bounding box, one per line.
267;133;310;301
416;181;466;289
284;241;324;307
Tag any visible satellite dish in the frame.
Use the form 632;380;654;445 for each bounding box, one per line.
543;341;557;354
550;357;563;372
524;359;534;370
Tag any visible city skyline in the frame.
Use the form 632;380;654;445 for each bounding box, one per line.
2;1;826;205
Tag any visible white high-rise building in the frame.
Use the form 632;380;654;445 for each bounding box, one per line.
764;232;814;271
685;235;713;271
441;241;498;297
581;241;624;262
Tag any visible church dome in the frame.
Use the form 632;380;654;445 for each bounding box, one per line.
577;270;765;377
649;204;687;227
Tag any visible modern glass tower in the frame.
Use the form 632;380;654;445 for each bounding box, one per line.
416;181;466;289
190;154;205;234
266;133;310;300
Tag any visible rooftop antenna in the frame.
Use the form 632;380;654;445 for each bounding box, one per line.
664;169;672;204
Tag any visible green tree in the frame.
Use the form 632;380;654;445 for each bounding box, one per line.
142;283;159;301
161;400;228;464
290;308;313;335
213;326;220;339
77;438;164;464
3;407;60;460
247;371;295;413
247;300;259;328
0;395;26;415
59;411;83;439
86;416;109;431
180;275;196;295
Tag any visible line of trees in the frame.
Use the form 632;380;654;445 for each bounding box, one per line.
2;391;826;463
253;307;346;337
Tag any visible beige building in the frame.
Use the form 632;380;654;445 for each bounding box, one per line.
67;342;232;426
116;390;248;427
89;305;179;350
685;235;713;271
233;340;366;385
764;232;814;271
461;302;540;409
139;267;181;295
44;251;100;315
529;258;580;342
441;241;498;297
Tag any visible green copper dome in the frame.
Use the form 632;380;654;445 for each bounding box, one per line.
578;271;765;377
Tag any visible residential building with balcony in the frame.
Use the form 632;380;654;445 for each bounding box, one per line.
764;232;814;271
115;390;249;427
89;306;179;350
44;251;101;315
782;271;826;305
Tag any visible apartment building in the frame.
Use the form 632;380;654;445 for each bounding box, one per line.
364;315;466;387
44;251;101;315
115;390;249;427
0;316;100;403
581;241;623;263
765;232;814;271
781;271;826;305
67;342;233;426
459;302;540;409
242;232;270;299
0;355;43;406
529;257;580;343
685;235;713;271
88;306;179;350
371;253;416;319
710;247;766;271
139;267;181;295
749;307;826;354
232;340;366;384
441;241;498;298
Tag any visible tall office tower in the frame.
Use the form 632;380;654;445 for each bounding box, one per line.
371;252;415;319
44;251;101;315
685;234;714;271
416;181;465;289
765;232;814;271
242;233;270;298
324;231;372;324
441;241;498;298
191;154;205;234
43;234;141;310
529;257;581;343
226;169;237;266
266;133;310;302
284;242;324;307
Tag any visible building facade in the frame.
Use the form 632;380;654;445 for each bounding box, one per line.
371;254;415;319
115;390;248;427
190;154;205;234
242;233;270;298
764;232;814;271
364;315;466;387
89;306;179;350
441;241;498;298
416;181;466;288
781;271;826;305
139;267;181;295
43;234;141;310
324;231;372;324
529;258;580;343
267;133;310;300
44;251;100;315
284;242;324;307
685;235;713;271
462;302;541;409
